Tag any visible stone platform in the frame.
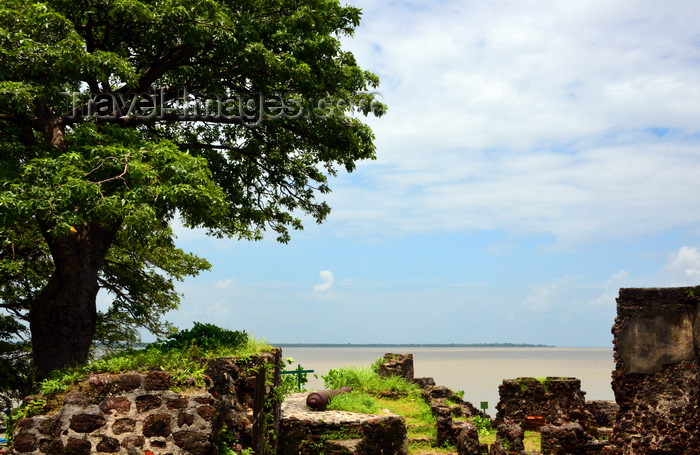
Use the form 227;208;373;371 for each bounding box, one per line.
279;393;408;455
281;393;395;424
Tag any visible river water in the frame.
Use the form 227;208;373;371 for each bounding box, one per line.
279;347;615;415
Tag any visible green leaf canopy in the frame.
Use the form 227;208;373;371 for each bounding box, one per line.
0;0;384;376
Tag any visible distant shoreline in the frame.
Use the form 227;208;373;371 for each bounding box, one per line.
272;343;555;348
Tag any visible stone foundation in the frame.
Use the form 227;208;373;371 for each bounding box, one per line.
11;349;282;455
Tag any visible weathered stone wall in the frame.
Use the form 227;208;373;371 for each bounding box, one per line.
494;377;595;433
611;287;700;455
377;353;414;382
12;349;282;455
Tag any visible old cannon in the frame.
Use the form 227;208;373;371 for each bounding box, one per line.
306;387;351;411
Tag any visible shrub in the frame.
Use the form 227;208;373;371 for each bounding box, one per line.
153;322;248;352
471;415;493;436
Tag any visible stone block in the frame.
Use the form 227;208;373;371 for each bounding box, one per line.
121;435;145;448
64;391;93;406
112;417;136;434
143;413;172;437
96;436;121;453
194;395;215;405
166;397;189;409
100;396;132;414
36;413;62;436
178;411;196;427
413;377;436;388
173;430;212;455
65;436;92;455
145;370;172;390
39;439;65;453
197;404;216;421
88;373;112;392
69;413;106;433
136;394;163;412
12;433;37;452
116;373;142;391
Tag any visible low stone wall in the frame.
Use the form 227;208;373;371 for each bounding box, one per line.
11;349;282;455
611;287;700;455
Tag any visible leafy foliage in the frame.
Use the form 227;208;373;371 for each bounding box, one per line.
0;0;384;375
153;322;248;352
471;415;493;436
280;357;314;394
0;315;35;406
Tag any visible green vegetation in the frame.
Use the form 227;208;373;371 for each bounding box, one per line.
151;323;249;352
319;359;545;454
36;324;267;395
0;0;385;378
326;392;380;414
321;364;443;453
275;343;555;348
471;415;493;436
323;366;418;395
280;358;316;395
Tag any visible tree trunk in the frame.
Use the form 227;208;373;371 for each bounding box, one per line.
29;222;118;378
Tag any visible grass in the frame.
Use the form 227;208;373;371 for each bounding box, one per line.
37;336;272;396
322;366;418;395
326;392;380;414
320;362;544;454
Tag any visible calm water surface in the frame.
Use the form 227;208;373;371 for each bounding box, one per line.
280;347;615;415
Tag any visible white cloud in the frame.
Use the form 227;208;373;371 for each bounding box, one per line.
321;0;700;243
523;277;572;313
661;247;700;286
214;278;236;289
587;270;630;307
313;270;335;293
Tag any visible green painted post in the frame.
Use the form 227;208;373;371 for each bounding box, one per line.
296;365;303;391
480;401;488;412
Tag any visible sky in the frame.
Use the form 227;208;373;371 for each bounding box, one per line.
162;0;700;347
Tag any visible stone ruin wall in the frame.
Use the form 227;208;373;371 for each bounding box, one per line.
612;287;700;455
494;377;596;434
11;349;282;455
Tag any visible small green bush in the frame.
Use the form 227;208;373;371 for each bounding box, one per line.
153;322;248;352
471;415;493;436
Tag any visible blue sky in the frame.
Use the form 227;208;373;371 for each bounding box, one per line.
162;1;700;347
